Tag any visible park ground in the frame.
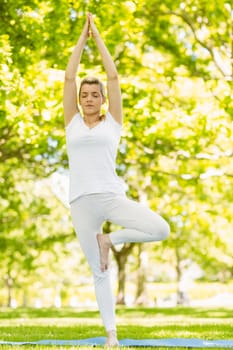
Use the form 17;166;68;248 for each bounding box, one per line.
0;306;232;350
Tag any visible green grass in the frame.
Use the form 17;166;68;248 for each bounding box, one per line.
0;306;232;349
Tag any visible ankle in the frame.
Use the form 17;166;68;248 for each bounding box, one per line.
106;329;119;345
105;234;112;247
107;329;117;336
100;233;112;247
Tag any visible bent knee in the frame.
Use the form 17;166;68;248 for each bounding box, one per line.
149;217;170;241
160;220;170;240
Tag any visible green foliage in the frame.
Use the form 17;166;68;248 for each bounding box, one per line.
0;0;232;304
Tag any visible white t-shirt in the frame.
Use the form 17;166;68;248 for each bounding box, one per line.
65;111;126;203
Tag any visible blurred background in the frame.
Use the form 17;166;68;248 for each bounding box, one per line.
0;0;232;309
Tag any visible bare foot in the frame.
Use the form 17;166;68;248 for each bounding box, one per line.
105;330;119;347
96;234;112;272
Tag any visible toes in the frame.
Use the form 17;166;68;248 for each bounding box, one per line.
100;263;108;272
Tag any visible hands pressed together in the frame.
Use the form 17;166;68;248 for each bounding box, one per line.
82;13;99;40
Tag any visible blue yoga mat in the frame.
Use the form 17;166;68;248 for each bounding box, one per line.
0;338;233;347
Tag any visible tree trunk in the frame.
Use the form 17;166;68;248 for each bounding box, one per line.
135;244;148;305
22;291;28;307
103;221;135;305
111;243;135;305
115;253;128;304
5;274;14;307
175;245;184;305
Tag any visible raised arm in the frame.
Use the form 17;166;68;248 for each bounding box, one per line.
63;16;89;126
89;14;123;125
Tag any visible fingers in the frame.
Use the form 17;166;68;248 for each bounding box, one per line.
81;14;89;39
87;12;93;22
87;13;99;37
87;13;92;37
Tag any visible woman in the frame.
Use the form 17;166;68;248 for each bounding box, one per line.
63;13;170;346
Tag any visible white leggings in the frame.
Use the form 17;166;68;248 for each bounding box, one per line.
70;193;170;331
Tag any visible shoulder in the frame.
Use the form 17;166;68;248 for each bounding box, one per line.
106;111;123;130
65;112;82;132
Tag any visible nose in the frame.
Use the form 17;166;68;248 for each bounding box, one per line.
86;94;93;102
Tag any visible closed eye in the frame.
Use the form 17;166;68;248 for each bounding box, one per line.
81;93;99;98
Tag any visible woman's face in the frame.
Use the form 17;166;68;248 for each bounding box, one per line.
79;83;105;116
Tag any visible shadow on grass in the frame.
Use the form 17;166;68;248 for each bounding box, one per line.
0;306;232;320
0;308;99;319
0;324;104;342
116;306;233;319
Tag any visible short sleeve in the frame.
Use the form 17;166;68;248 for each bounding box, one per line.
65;113;81;133
106;112;123;131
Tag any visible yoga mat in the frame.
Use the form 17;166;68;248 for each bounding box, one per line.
0;337;233;347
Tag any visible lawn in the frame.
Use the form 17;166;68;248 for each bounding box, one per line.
0;306;232;349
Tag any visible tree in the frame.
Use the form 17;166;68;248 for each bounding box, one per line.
1;0;232;306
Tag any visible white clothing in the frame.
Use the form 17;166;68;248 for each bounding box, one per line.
70;193;170;331
66;111;170;332
66;112;126;203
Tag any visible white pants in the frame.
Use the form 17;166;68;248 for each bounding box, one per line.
70;193;170;331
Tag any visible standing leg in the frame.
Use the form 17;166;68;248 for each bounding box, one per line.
97;194;170;271
70;195;118;344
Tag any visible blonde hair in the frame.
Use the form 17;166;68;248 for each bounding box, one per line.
79;76;105;98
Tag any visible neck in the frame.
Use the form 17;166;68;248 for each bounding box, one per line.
83;113;102;125
83;112;100;124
